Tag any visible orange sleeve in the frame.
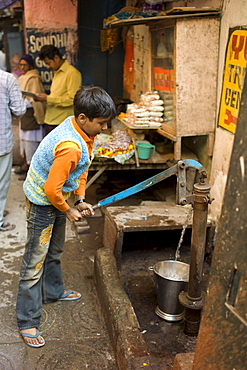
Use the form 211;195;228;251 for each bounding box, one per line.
74;169;88;196
44;141;85;212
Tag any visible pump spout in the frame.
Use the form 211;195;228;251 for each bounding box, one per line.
179;178;213;336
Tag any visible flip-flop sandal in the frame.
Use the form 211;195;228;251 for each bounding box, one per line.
58;289;81;301
0;222;16;232
14;167;28;175
20;329;45;348
3;210;9;217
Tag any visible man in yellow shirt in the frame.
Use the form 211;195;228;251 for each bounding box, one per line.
35;45;82;135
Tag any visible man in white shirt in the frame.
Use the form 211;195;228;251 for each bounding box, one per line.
0;41;6;71
0;70;26;231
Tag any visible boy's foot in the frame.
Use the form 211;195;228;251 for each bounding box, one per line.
20;328;45;348
0;222;15;232
58;289;81;301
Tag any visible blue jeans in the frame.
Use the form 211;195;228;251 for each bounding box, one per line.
16;200;66;330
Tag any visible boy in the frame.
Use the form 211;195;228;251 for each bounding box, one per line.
16;86;116;348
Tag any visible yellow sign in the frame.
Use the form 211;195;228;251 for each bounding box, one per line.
218;29;247;133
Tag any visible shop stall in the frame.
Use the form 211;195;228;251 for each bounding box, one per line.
91;7;220;182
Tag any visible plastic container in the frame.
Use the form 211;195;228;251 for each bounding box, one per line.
136;142;155;159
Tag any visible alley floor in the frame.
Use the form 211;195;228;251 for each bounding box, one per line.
0;166;212;369
0;169;117;369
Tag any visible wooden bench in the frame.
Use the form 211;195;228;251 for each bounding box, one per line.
103;202;215;267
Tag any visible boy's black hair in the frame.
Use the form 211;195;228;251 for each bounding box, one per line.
73;86;116;121
39;45;62;60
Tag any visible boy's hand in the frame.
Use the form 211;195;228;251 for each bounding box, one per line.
65;208;82;222
77;202;95;218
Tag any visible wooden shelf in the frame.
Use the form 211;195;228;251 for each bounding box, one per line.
109;11;220;28
121;119;162;130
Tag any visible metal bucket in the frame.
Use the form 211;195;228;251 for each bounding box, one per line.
153;260;190;322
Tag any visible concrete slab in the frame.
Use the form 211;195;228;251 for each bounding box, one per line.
173;353;194;370
94;247;170;370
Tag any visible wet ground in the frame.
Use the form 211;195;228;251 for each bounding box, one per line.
92;169;211;368
0;169;117;370
0;167;211;369
119;234;210;368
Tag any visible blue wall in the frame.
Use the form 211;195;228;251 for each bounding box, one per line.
78;0;125;98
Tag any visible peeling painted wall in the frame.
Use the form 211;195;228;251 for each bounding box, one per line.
209;0;247;222
26;27;78;92
24;0;77;27
23;0;79;91
10;0;79;164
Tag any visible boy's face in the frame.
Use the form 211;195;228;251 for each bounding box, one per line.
77;114;110;137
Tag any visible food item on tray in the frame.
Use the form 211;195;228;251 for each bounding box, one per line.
123;91;165;127
96;130;134;157
148;105;164;112
140;91;160;102
148;99;164;106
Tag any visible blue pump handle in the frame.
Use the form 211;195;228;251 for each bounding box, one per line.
92;159;205;210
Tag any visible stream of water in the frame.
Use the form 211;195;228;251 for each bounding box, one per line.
175;205;193;260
